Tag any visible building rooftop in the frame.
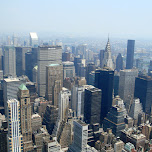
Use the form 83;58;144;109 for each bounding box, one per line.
19;84;28;90
4;78;20;82
30;32;38;39
49;63;60;67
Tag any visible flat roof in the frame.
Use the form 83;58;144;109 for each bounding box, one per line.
30;32;38;39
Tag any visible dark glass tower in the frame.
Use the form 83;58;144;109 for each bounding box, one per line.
84;86;102;124
116;53;123;72
95;67;114;123
126;40;135;69
103;105;125;137
134;75;152;113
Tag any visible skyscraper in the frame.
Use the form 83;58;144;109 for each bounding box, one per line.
95;67;114;122
7;99;23;152
103;105;125;137
116;53;123;72
62;61;75;79
45;63;63;104
134;75;152;113
102;38;113;69
100;50;104;68
68;120;88;152
29;32;38;47
126;40;135;69
17;84;33;151
3;46;16;77
38;45;62;96
84;86;102;124
119;69;138;105
15;47;31;76
58;87;71;120
3;77;24;116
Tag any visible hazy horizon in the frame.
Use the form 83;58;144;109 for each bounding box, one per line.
0;0;152;39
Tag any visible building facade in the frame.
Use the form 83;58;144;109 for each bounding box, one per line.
7;99;23;152
38;45;62;96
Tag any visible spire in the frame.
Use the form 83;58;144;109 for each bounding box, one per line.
105;35;111;52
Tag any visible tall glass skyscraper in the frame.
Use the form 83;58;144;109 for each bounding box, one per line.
126;40;135;69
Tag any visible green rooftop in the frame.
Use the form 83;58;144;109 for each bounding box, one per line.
19;84;28;90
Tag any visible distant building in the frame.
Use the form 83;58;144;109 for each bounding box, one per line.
84;86;102;124
38;45;62;96
95;67;114;123
102;38;113;69
3;46;16;77
63;61;75;79
29;32;38;47
45;63;63;104
7;99;23;152
116;53;123;72
136;58;143;72
62;52;70;61
31;114;42;133
15;47;31;76
88;71;95;86
126;40;135;69
119;69;138;107
100;49;104;68
85;63;96;84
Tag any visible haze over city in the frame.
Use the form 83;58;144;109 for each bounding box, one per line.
0;0;152;38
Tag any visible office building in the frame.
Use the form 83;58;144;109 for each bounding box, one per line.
88;71;95;86
129;98;143;120
58;87;71;120
148;60;152;76
48;140;62;152
18;84;33;151
71;85;94;117
102;38;113;69
134;76;152;113
62;52;70;61
100;50;104;68
31;114;42;133
15;47;31;76
126;40;135;69
103;105;126;137
3;77;24;116
25;48;38;81
119;69;138;104
3;46;16;77
85;63;96;84
68;120;88;152
38;45;62;96
46;64;63;104
116;53;123;72
7;99;23;152
136;58;143;72
95;67;114;122
84;86;102;124
29;32;38;47
63;61;75;79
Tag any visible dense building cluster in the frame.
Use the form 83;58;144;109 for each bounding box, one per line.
1;33;152;152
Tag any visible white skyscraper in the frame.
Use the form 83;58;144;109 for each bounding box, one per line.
4;46;16;77
58;87;71;121
29;32;38;47
38;45;62;96
7;99;23;152
102;38;113;69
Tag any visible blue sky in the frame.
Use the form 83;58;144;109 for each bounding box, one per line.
0;0;151;38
